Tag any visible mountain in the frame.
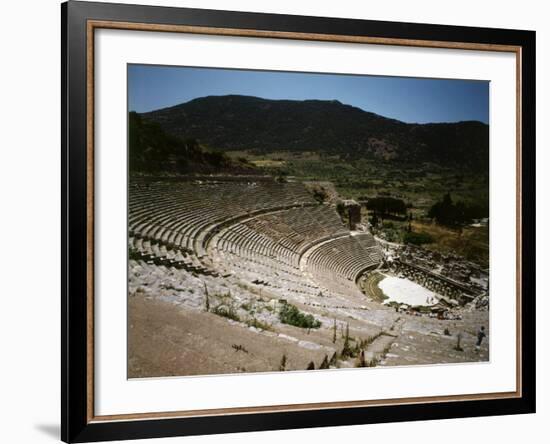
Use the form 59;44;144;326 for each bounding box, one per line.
140;95;489;170
128;112;256;174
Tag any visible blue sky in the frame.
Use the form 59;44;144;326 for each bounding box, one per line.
128;64;489;124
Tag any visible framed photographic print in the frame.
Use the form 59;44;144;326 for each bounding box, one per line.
61;1;536;442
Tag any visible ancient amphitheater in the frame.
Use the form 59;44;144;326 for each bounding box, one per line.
128;176;489;378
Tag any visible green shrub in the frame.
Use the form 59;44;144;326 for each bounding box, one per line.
204;283;210;312
341;323;353;358
212;305;240;322
319;355;329;370
279;303;321;329
355;350;367;368
245;318;273;331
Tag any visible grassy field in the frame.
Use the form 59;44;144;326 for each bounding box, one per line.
227;150;488;213
410;221;489;268
368;218;488;268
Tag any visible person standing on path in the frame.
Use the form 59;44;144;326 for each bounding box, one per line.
475;326;486;351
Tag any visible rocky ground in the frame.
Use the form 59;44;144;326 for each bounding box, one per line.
128;259;489;378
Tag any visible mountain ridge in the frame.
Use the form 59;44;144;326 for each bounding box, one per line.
140;95;489;170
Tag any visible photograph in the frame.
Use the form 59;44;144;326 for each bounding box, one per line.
0;0;542;442
127;65;491;378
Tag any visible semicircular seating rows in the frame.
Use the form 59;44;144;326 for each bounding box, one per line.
128;177;382;298
301;233;384;295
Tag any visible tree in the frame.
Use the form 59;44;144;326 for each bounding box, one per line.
332;319;337;343
306;361;315;370
336;201;346;221
356;350;366;368
279;354;287;371
370;211;379;228
428;193;455;225
128;112;235;174
367;197;407;218
428;193;487;227
204;283;210;312
341;323;352;358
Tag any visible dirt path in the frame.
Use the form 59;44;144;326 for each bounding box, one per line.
128;294;333;378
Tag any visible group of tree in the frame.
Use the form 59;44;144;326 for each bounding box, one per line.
427;193;488;227
129;112;251;174
366;197;407;219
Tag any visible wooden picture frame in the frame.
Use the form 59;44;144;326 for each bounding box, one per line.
62;1;536;442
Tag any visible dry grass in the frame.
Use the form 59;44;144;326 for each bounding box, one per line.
411;221;489;268
249;159;286;167
363;272;388;303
